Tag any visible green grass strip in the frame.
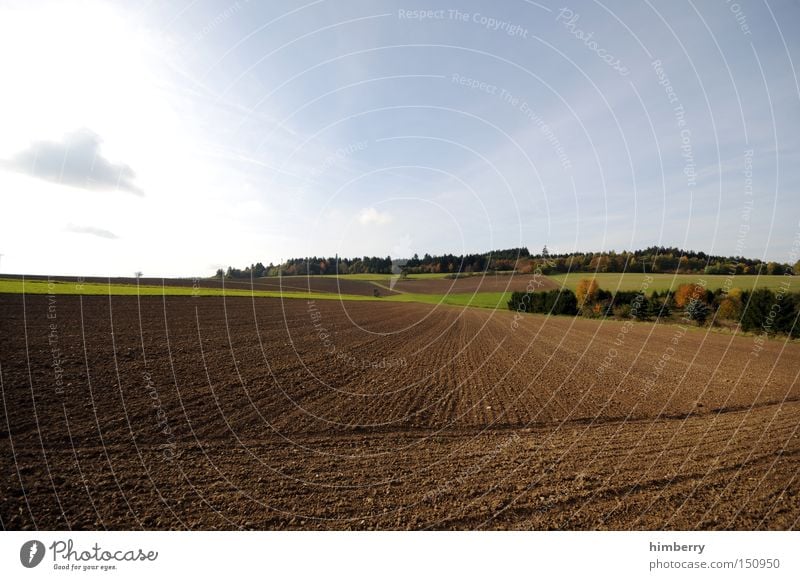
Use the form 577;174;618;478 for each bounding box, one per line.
0;278;373;301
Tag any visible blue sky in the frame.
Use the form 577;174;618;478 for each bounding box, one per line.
1;0;799;276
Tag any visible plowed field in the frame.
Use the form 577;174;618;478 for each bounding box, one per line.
1;295;798;529
387;273;559;294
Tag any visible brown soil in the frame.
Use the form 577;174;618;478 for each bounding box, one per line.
1;294;797;530
389;273;560;294
231;276;393;296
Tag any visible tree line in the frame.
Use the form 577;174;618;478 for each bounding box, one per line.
508;282;800;337
526;246;795;276
216;245;797;278
216;248;530;278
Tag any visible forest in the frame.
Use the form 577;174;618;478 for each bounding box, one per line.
217;246;797;278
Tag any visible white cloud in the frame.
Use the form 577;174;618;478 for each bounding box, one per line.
3;129;143;195
65;223;119;240
357;207;392;225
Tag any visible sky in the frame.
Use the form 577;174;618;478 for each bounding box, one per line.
1;0;799;277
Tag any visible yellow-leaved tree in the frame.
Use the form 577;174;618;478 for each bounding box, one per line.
576;278;600;305
673;283;707;308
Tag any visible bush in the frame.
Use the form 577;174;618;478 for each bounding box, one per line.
728;287;743;300
782;294;800;337
629;293;651;320
686;299;710;325
610;291;642;306
550;289;578;315
613;304;632;318
651;294;671;318
507;289;578;316
717;297;742;320
580;302;606;318
740;289;799;336
741;289;774;333
508;291;531;312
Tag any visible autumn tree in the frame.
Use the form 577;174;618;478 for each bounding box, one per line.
673;283;707;308
588;255;609;271
717;297;742;320
576;278;600;305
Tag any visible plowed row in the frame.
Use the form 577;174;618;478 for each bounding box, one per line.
1;295;798;529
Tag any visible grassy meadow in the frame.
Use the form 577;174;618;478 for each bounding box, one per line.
0;278;373;302
549;272;797;293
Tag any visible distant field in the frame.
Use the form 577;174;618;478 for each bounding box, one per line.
303;272;452;281
303;273;396;281
0;278;372;301
549;272;797;293
4;274;795;311
385;291;511;309
0;278;515;310
301;272;521;282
